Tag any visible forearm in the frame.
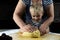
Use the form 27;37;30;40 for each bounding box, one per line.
13;14;26;28
42;3;54;27
42;16;54;26
13;0;26;28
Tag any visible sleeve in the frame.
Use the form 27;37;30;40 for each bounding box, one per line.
22;0;30;6
43;0;53;7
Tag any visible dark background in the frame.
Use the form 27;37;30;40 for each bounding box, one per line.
0;0;60;33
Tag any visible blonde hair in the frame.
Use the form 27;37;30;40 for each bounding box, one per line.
30;0;44;13
30;4;43;13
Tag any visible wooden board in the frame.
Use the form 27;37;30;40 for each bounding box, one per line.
9;32;60;40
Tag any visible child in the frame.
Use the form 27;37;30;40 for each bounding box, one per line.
29;3;49;35
29;2;44;28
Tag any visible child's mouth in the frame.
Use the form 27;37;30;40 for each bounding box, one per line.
32;20;41;23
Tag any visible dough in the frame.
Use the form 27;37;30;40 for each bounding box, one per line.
33;30;40;38
22;32;33;38
22;30;41;38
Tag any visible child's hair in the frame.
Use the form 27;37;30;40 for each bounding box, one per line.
30;3;43;13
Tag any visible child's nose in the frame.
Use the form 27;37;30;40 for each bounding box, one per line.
34;17;38;20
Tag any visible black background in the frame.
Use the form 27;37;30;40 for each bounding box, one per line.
0;0;60;33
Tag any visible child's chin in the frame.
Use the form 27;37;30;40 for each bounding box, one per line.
32;20;41;23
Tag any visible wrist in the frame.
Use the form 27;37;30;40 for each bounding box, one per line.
20;24;26;29
41;23;49;28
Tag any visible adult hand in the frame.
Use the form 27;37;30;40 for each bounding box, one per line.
20;24;38;32
39;24;48;36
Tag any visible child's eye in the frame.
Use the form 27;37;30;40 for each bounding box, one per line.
33;16;35;17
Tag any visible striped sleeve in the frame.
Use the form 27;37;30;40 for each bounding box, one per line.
43;0;53;7
22;0;30;6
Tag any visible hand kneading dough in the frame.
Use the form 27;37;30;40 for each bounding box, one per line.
22;30;41;38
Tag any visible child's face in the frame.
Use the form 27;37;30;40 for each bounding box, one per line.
30;7;43;22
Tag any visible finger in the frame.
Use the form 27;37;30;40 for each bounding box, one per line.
39;29;45;36
40;30;46;36
40;32;45;36
24;27;33;32
22;28;28;32
27;26;34;32
28;28;34;32
20;27;31;32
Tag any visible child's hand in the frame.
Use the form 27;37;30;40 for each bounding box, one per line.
20;24;38;32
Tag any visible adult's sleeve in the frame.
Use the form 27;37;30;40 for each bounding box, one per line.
22;0;30;6
43;0;53;7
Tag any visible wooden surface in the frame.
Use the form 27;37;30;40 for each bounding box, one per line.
9;32;60;40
